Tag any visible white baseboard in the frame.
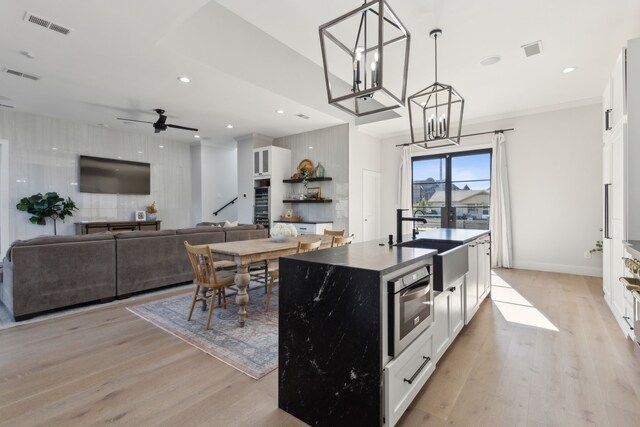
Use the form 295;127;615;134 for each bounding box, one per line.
512;260;603;277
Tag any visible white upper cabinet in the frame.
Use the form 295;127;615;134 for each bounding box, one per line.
611;49;627;129
253;147;271;177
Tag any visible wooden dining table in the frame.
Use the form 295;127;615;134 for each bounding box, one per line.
208;234;333;327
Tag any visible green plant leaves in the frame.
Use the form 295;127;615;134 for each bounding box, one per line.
16;192;78;231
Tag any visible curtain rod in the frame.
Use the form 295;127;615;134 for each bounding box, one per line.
395;128;515;147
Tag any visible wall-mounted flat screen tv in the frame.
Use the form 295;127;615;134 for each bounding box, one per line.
79;155;150;195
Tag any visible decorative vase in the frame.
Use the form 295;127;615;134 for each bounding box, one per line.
147;213;157;221
316;162;325;178
271;235;288;243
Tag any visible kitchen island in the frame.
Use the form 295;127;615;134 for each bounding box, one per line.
278;229;491;427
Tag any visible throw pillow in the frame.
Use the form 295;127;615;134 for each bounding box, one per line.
224;220;239;227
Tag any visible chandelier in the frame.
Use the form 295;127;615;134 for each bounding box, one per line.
319;0;410;117
408;29;464;148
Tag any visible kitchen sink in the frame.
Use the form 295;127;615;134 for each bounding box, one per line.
397;239;469;291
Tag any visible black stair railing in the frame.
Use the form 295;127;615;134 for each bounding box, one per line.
213;197;238;216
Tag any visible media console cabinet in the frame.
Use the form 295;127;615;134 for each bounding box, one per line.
75;220;162;235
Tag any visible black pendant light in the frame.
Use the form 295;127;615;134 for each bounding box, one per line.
319;0;411;117
408;29;464;148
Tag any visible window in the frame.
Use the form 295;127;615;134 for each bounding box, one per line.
412;149;492;230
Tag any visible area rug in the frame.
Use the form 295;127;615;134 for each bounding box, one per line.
127;286;278;380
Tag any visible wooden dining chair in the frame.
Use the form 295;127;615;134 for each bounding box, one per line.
184;241;236;330
331;234;354;248
265;239;323;311
323;229;345;237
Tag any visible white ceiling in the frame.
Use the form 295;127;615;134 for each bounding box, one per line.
0;0;639;143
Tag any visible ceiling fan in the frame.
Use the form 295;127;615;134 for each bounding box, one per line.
117;109;198;134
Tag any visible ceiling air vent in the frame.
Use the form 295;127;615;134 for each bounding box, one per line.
521;40;543;57
296;113;310;120
2;68;41;81
23;12;72;35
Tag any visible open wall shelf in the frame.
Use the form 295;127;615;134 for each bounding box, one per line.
282;177;333;183
283;199;333;203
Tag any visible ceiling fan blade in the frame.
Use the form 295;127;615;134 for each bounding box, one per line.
154;128;161;134
166;124;199;132
117;118;154;124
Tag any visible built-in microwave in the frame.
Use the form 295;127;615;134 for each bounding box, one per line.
388;266;433;357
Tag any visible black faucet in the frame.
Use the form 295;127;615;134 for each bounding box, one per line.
396;209;427;244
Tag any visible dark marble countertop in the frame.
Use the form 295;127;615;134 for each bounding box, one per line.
282;239;436;274
624;240;640;258
411;228;490;244
272;220;333;224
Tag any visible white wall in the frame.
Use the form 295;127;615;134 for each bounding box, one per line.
236;135;254;224
200;142;238;222
0;139;9;256
0;110;191;239
380;104;603;277
190;144;202;226
348;126;382;241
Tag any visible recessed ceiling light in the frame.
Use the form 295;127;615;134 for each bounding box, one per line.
194;135;200;138
276;109;285;114
117;156;123;159
51;147;58;150
309;146;314;149
178;76;191;83
20;51;35;59
562;67;577;74
159;145;164;148
137;151;143;154
480;56;501;66
226;124;233;129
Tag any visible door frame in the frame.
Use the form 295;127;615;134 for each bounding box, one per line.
0;139;10;256
412;148;492;229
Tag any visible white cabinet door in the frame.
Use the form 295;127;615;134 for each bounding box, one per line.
611;49;627;129
450;281;465;340
465;241;479;324
611;221;626;325
603;78;613;138
433;291;451;363
610;125;626;222
253;148;271;178
603;238;612;303
384;329;435;427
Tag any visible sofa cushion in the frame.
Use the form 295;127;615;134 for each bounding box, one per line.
177;227;224;235
114;230;177;239
6;232;114;261
195;222;223;227
222;224;259;231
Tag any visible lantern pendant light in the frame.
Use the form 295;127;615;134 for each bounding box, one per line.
319;0;411;117
408;29;465;148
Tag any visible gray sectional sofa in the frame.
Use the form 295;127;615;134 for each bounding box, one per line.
1;224;267;320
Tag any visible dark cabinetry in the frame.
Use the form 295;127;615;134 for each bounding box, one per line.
75;220;162;235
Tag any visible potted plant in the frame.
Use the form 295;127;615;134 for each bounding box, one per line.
16;192;78;235
146;201;158;221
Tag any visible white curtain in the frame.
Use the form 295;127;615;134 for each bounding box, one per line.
489;132;513;268
399;146;413;234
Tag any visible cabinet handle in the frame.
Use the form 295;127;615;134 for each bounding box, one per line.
403;356;431;385
605;109;613;131
623;316;634;330
449;286;456;292
469;244;476;248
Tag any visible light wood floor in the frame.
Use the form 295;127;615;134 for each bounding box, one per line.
1;269;639;426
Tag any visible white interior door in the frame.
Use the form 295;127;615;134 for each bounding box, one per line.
362;170;380;242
